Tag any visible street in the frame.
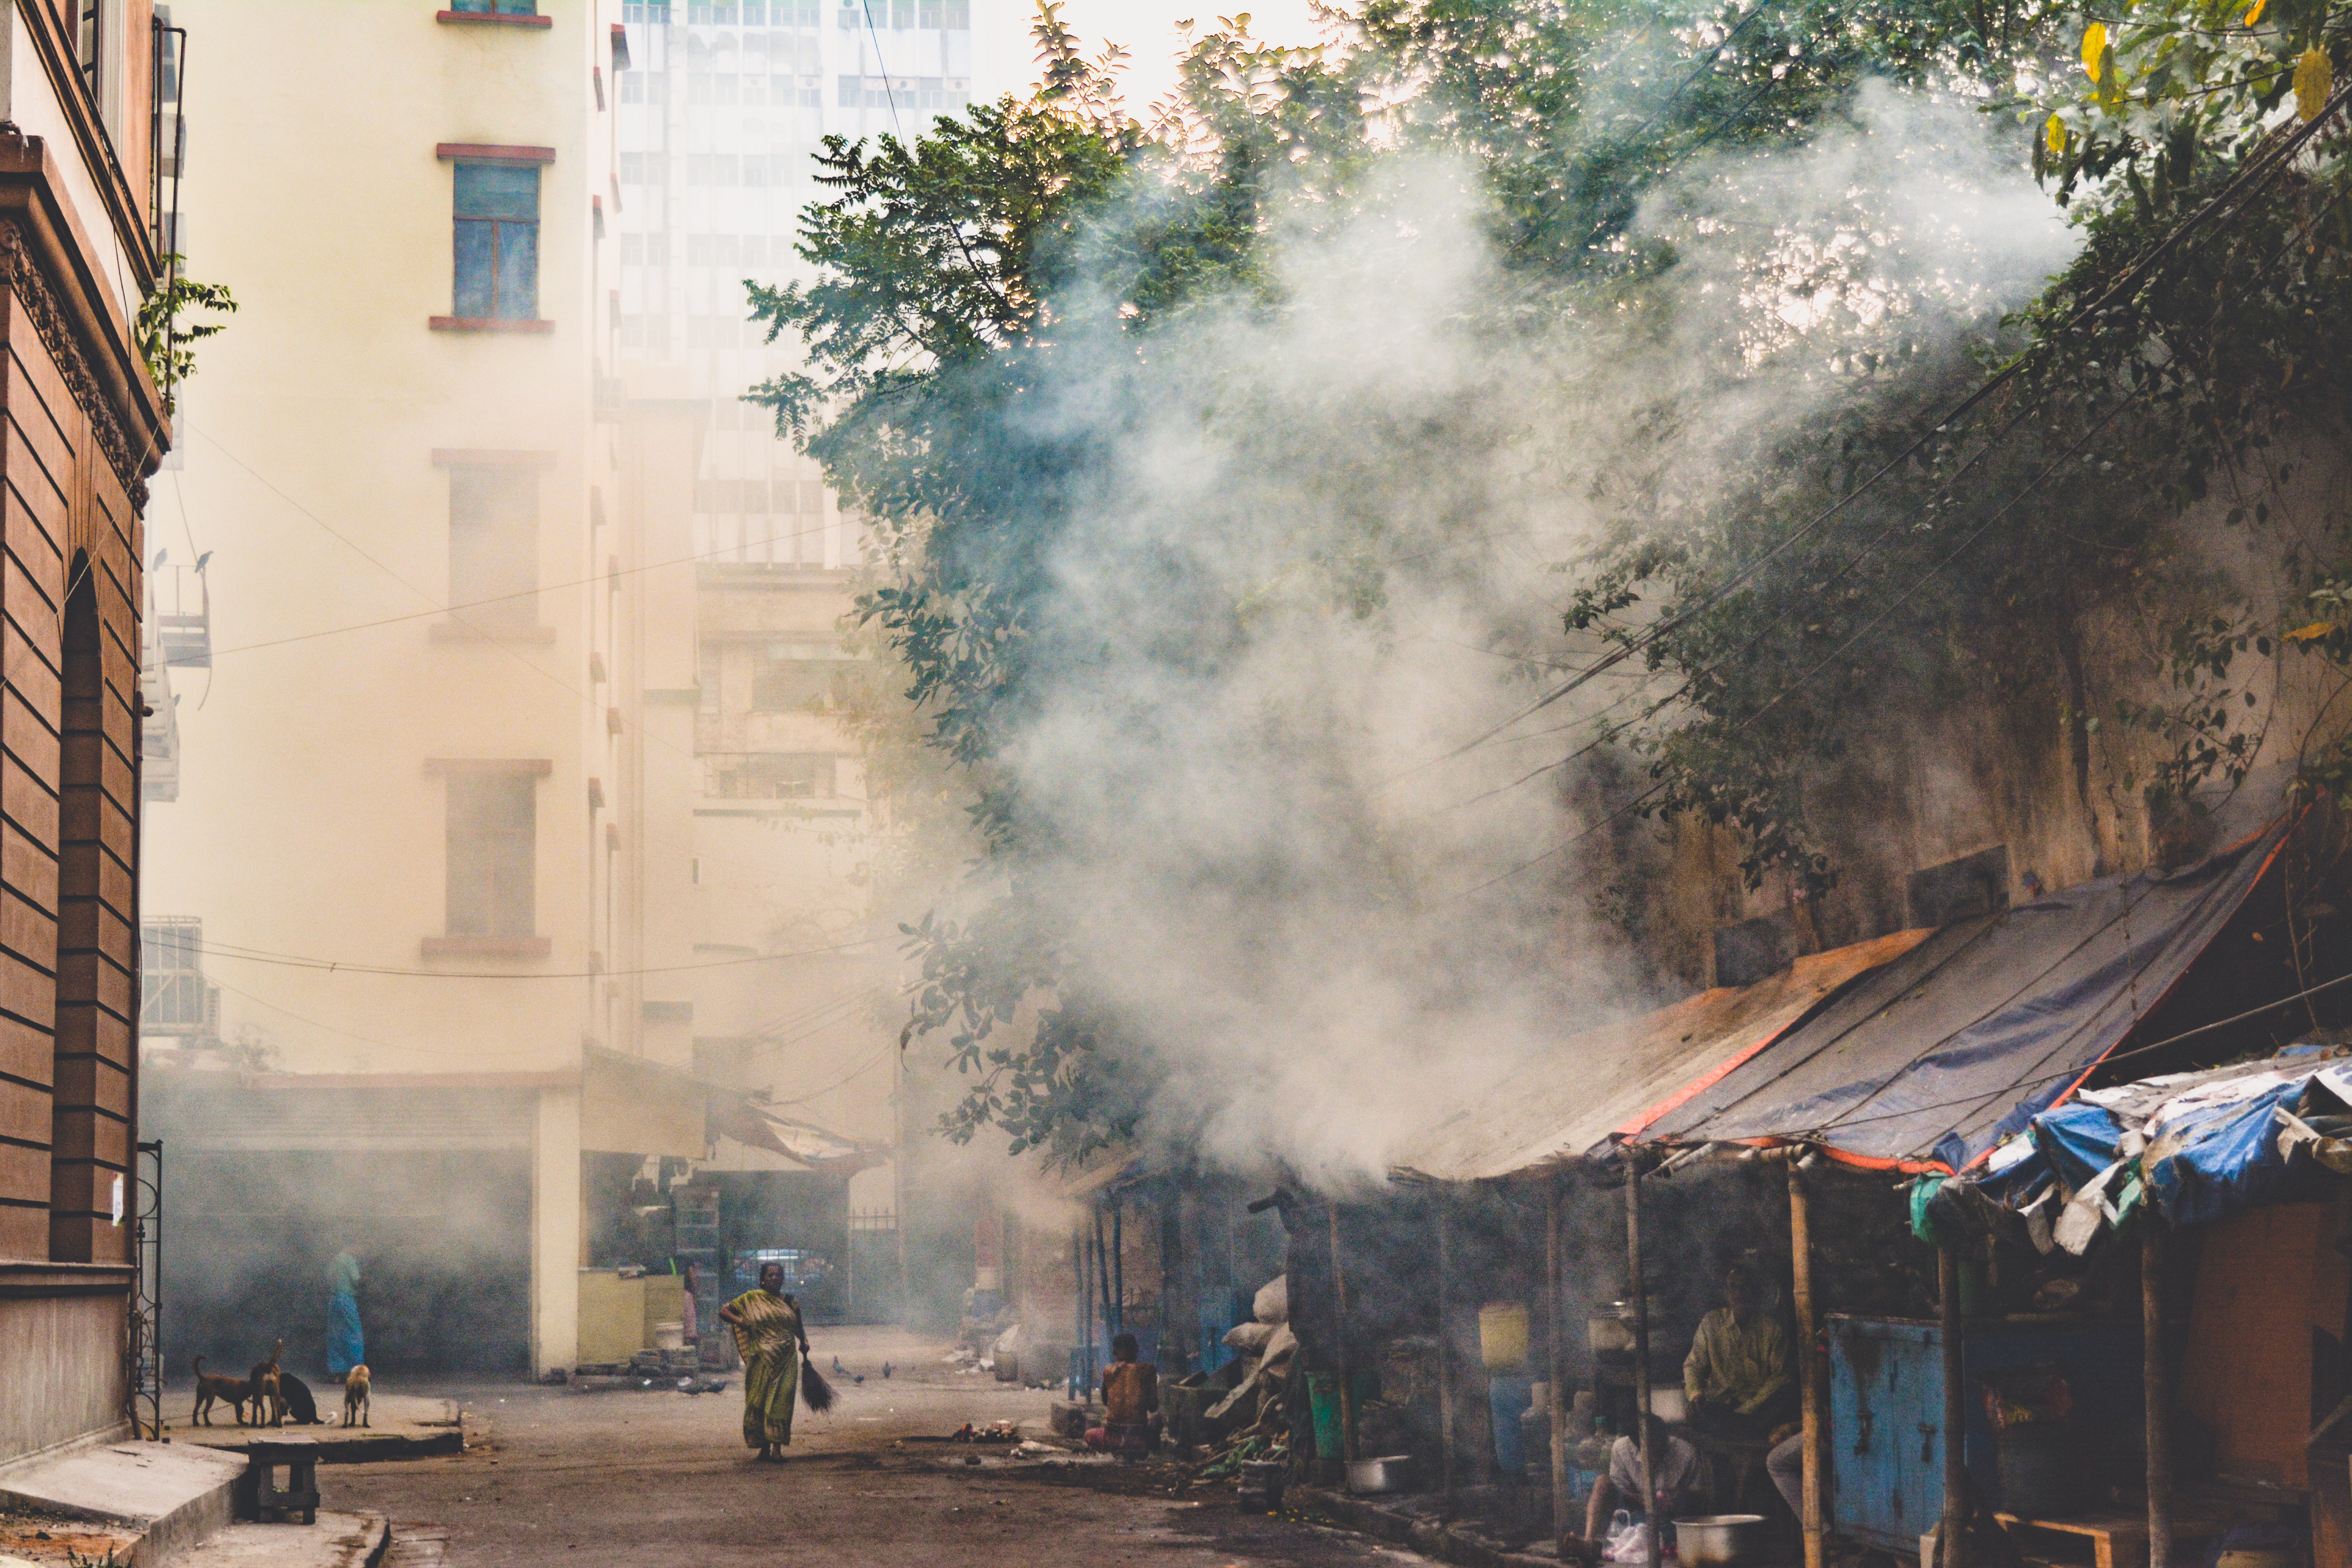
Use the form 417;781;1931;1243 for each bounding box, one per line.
326;1329;1436;1568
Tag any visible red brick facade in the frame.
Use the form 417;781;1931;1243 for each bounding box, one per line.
0;1;170;1461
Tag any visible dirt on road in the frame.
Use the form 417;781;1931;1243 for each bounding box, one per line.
323;1327;1435;1568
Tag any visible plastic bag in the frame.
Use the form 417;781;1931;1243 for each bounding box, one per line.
1602;1511;1677;1563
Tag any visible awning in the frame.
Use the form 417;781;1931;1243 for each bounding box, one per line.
1937;1045;2352;1248
1388;930;1932;1183
1639;816;2292;1174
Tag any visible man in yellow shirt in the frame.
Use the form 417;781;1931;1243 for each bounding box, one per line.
1683;1263;1794;1438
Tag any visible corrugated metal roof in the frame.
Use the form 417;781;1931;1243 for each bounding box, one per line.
1388;931;1933;1183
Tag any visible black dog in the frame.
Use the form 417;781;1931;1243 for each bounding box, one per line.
275;1371;326;1426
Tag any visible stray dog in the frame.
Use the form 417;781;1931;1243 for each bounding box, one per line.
276;1370;325;1426
341;1364;371;1428
191;1356;253;1426
249;1339;286;1428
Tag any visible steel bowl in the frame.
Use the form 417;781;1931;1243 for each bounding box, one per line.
1347;1454;1418;1494
1674;1514;1769;1568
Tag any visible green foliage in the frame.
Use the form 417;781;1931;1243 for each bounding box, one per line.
136;258;234;405
756;0;2352;1158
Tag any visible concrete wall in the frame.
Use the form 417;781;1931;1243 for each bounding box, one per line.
0;1287;127;1461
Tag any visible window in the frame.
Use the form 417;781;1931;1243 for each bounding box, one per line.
446;775;537;938
710;753;837;799
751;646;849;711
454;164;540;320
450;0;539;12
448;468;539;622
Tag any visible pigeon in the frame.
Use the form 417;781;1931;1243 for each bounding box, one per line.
194;550;214;572
152;548;167;569
882;1361;893;1379
833;1354;847;1374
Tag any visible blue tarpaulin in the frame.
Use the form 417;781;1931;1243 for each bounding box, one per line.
1941;1052;2352;1241
1641;806;2289;1172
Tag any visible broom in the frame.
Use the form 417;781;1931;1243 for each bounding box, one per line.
796;1306;837;1413
800;1354;837;1412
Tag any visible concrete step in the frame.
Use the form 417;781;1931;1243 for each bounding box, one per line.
167;1398;463;1465
164;1511;389;1568
0;1439;249;1567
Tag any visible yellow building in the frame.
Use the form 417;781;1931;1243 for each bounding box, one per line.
136;0;708;1380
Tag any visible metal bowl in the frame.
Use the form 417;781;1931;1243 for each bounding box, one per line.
1346;1454;1418;1494
1674;1514;1769;1568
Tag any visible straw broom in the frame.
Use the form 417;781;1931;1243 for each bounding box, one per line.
799;1338;837;1412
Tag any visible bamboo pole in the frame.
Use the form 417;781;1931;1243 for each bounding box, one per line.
1439;1203;1457;1519
1788;1156;1825;1568
1626;1158;1659;1568
2144;1229;2173;1568
1550;1179;1572;1557
1939;1241;1967;1568
1332;1203;1359;1466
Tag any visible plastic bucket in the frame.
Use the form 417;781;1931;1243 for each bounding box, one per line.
1480;1302;1531;1372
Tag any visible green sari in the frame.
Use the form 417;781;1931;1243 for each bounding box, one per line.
726;1289;802;1450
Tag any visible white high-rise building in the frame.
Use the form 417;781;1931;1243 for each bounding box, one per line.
616;0;980;568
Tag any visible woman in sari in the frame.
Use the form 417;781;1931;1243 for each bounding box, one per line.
718;1262;804;1461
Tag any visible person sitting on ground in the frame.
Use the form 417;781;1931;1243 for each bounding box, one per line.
1683;1262;1794;1439
1084;1332;1160;1460
1583;1414;1703;1556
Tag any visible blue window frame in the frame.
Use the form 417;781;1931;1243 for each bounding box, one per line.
449;0;540;14
453;164;540;320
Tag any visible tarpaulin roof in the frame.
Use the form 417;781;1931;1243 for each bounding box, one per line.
1388;930;1933;1183
1639;816;2291;1174
1936;1046;2352;1249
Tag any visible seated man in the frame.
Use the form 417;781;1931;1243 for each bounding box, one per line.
1085;1332;1161;1460
1683;1263;1794;1439
1584;1416;1703;1552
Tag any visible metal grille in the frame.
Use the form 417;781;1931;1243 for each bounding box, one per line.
126;1139;163;1439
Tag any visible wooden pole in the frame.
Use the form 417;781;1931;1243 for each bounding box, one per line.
1788;1156;1826;1568
1939;1240;1967;1568
1438;1203;1457;1519
2144;1229;2173;1568
1094;1207;1114;1344
1331;1203;1359;1465
1626;1158;1660;1568
1550;1179;1573;1557
1074;1229;1088;1396
1112;1200;1125;1334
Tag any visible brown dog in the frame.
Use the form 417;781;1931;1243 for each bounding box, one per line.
191;1356;253;1426
249;1339;285;1427
341;1364;371;1428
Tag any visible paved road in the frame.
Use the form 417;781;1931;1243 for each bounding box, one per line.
327;1327;1436;1568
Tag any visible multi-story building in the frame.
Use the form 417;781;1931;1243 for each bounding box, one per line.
136;0;679;1381
0;0;176;1462
136;0;1012;1380
604;0;1000;1318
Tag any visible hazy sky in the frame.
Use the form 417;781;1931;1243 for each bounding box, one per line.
969;0;1331;117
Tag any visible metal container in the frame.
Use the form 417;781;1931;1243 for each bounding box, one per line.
1237;1458;1287;1513
1346;1454;1417;1494
1589;1302;1638;1356
1673;1514;1769;1568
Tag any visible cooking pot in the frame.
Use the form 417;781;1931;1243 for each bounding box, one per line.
1674;1514;1769;1568
1347;1454;1417;1494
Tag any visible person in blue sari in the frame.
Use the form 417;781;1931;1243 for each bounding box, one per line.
327;1249;365;1382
